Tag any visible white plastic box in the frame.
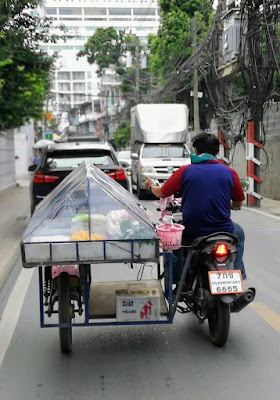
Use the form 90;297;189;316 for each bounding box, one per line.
116;285;160;322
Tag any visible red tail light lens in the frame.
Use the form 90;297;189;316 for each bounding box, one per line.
214;243;229;262
107;169;126;181
33;172;59;184
215;243;228;257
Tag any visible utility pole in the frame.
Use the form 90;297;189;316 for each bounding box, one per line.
217;0;230;166
192;16;200;134
135;35;140;104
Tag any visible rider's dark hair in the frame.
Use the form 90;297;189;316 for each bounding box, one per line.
192;132;220;156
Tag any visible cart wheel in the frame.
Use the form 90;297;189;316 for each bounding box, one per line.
58;272;72;353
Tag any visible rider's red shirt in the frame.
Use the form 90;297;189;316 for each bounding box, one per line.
161;160;245;240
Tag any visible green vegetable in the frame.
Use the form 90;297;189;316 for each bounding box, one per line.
72;213;89;222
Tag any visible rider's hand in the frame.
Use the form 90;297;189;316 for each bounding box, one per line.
144;176;154;189
231;200;242;210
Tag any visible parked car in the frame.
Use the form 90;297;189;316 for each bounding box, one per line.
117;150;131;174
28;141;129;214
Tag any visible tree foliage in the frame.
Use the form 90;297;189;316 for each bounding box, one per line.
114;122;130;149
148;0;213;79
0;0;65;130
77;28;133;76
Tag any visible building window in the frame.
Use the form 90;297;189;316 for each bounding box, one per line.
46;8;57;15
73;94;86;103
73;82;85;92
58;71;71;80
108;8;131;15
60;17;82;21
84;8;106;15
58;94;71;103
59;8;82;15
133;8;156;16
84;18;107;21
109;18;131;21
87;72;91;79
73;71;85;80
86;27;96;31
58;82;71;91
87;82;92;90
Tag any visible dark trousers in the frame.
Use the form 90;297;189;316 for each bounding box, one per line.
172;223;246;284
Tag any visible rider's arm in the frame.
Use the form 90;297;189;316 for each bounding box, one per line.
231;200;243;210
144;177;165;198
144;166;188;199
229;167;245;210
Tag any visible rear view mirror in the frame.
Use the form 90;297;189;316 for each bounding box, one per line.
28;165;37;172
120;161;129;168
240;179;249;191
131;153;138;160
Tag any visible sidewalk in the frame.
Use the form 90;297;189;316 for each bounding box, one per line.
0;182;30;289
0;182;280;291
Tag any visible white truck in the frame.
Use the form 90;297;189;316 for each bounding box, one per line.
130;103;191;199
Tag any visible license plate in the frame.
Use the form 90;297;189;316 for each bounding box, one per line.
208;270;244;295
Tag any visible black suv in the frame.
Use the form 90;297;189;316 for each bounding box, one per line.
29;141;129;214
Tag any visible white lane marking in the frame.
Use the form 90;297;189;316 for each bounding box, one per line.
0;268;34;368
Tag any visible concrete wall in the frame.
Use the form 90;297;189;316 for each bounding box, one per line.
0;121;35;192
14;121;35;183
213;102;280;200
0;131;16;191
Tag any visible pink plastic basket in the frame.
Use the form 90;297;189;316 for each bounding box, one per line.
156;223;185;250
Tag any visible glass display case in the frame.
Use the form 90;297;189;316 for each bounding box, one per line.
21;162;159;267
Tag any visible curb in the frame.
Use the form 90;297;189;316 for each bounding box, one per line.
244;206;280;221
0;242;21;291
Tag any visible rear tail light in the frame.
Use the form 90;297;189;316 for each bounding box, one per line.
33;172;59;184
108;169;126;181
214;243;229;262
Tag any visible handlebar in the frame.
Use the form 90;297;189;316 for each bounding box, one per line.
166;199;182;213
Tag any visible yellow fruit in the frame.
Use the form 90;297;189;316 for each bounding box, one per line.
70;231;104;241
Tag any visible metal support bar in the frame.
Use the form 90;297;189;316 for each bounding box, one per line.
218;129;230;165
246;121;263;206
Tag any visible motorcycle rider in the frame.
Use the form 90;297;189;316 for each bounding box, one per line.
145;131;246;284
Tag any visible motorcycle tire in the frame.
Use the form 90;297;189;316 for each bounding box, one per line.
58;272;73;353
208;297;230;347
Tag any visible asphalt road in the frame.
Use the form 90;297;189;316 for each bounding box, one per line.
0;200;280;400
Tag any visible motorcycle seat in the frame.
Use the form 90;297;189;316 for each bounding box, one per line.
191;232;239;248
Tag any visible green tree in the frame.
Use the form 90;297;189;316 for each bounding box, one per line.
114;122;130;149
77;28;132;76
0;0;65;130
148;0;213;79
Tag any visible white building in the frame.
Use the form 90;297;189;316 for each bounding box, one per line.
38;0;160;118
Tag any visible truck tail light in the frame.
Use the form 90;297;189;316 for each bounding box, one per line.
33;172;59;184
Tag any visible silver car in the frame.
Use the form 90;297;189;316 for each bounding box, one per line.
117;150;131;175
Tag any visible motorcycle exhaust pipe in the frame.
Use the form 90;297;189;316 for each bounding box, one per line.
230;288;256;313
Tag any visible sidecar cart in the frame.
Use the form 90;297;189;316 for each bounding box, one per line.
21;161;175;353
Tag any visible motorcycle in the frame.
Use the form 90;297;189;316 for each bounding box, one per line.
160;196;256;347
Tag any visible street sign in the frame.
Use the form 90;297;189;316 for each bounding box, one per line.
42;130;54;140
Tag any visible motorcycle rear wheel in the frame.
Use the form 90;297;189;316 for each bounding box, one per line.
208;297;230;347
58;273;73;353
